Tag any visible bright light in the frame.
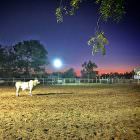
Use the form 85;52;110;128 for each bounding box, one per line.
53;59;62;68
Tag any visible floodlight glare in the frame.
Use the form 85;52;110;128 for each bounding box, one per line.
53;59;62;68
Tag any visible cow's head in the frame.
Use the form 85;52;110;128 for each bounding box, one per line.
33;79;40;86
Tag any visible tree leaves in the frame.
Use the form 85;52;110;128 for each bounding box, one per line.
56;0;82;23
56;0;125;23
56;7;63;23
96;0;125;22
56;0;125;55
70;0;82;9
88;31;108;55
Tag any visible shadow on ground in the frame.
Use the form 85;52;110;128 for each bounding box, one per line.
36;92;73;96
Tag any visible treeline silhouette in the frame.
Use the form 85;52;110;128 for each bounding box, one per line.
0;40;48;78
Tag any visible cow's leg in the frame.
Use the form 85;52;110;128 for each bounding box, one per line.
29;87;33;96
16;87;19;96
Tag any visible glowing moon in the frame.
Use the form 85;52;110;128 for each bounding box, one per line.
53;59;62;68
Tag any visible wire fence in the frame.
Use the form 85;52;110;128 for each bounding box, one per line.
0;77;139;85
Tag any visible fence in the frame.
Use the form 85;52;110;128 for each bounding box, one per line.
0;77;139;85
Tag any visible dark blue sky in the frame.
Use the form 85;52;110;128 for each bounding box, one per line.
0;0;140;75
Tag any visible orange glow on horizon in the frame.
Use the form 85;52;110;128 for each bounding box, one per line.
47;65;134;77
75;67;133;76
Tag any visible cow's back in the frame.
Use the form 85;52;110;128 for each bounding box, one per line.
15;81;29;90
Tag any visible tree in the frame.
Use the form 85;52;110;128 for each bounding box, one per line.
0;45;16;77
63;68;76;78
0;45;6;77
81;60;98;78
5;47;18;77
13;40;48;77
101;71;134;79
56;0;125;55
0;45;5;68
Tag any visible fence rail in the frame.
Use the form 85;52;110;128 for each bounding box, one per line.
0;77;139;85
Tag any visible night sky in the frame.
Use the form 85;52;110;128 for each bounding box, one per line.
0;0;140;75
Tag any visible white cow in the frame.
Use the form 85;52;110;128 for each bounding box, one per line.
15;79;40;96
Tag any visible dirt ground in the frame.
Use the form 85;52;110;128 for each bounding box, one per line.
0;84;140;140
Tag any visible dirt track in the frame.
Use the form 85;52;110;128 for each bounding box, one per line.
0;84;140;140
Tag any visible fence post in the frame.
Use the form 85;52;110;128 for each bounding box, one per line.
79;79;81;84
43;78;45;85
112;78;114;84
107;78;109;84
13;77;15;84
63;78;65;85
52;78;53;85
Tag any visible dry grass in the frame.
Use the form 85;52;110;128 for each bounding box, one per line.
0;84;140;140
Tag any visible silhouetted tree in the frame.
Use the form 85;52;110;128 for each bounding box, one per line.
13;40;48;77
0;45;6;77
63;68;76;78
0;45;16;77
101;71;134;79
81;60;98;78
